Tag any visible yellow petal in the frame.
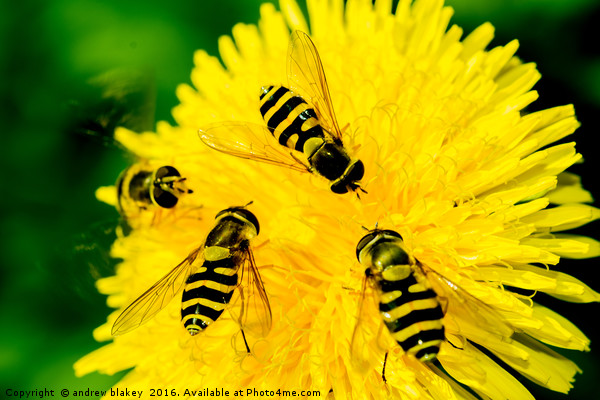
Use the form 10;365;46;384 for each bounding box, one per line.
217;34;241;72
259;3;291;56
280;0;309;33
506;333;581;393
477;264;600;303
526;105;580;150
521;203;600;232
95;186;117;207
548;172;594;204
523;303;591;351
439;341;535;400
521;234;600;259
460;22;494;61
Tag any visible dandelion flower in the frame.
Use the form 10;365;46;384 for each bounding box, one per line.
76;0;600;398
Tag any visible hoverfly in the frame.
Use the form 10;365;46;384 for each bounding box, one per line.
199;30;365;195
115;163;193;222
351;228;512;381
354;229;445;363
111;205;272;348
67;68;156;141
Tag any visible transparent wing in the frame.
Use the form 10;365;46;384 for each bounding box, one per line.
228;245;273;338
199;122;310;173
350;275;391;371
287;30;343;143
111;246;203;336
419;262;513;338
69;68;155;148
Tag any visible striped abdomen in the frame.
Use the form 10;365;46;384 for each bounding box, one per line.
181;257;239;336
378;269;444;361
259;85;324;153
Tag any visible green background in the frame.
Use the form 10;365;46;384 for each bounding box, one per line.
1;0;598;399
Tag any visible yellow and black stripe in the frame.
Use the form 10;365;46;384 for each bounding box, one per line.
259;85;324;152
179;207;259;336
378;269;444;361
110;206;261;337
356;229;444;362
181;258;239;335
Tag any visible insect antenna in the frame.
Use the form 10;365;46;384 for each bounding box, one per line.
352;183;368;200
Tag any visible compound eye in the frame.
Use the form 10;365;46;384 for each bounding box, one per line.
356;232;378;261
152;187;178;208
151;166;182;208
234;208;260;235
347;160;364;182
382;230;402;240
330;180;349;194
215;207;260;234
155;165;181;180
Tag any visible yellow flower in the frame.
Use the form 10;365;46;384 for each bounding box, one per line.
76;0;600;399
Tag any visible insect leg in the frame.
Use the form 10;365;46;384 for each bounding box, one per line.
382;351;388;384
241;329;251;354
290;151;312;172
